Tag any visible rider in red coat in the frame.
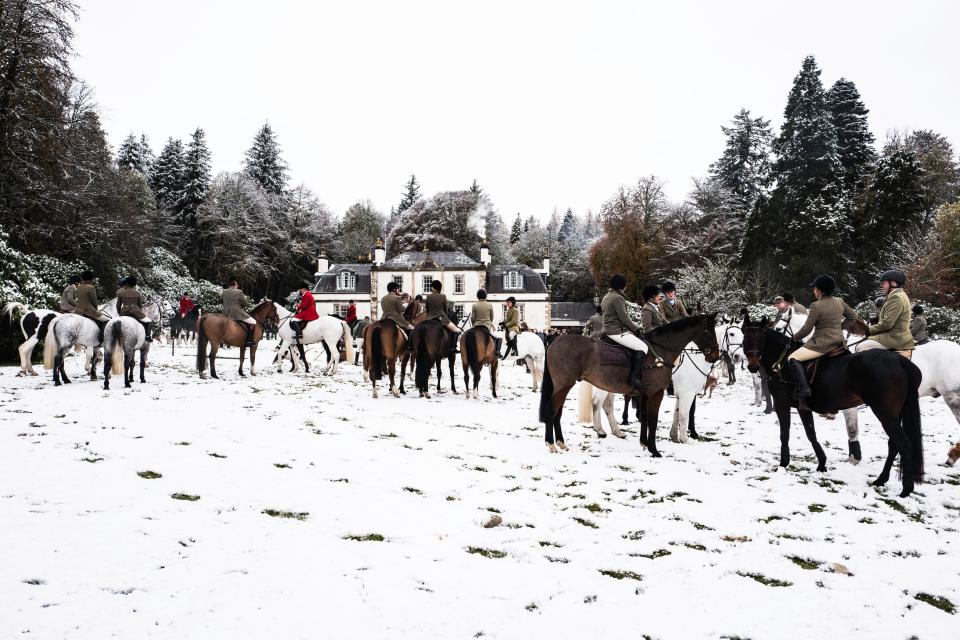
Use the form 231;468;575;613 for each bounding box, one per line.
178;294;196;318
344;300;357;327
292;285;319;340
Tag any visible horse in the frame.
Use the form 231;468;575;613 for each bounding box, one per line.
540;314;720;454
718;321;773;413
460;326;499;399
103;317;150;389
274;305;354;375
498;331;545;392
42;314;103;386
411;312;461;399
3;302;60;376
740;315;923;498
170;306;201;345
196;299;279;379
363;320;407;398
841;336;960;468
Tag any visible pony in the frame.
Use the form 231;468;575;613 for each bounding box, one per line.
103;317;150;389
196;299;279;379
274;305;353;375
363;320;407;398
498;331;545;392
740;315;923;498
3;302;60;376
42;314;103;386
540;314;720;454
460;326;499;399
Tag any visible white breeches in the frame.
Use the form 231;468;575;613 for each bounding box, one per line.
241;317;257;325
855;339;912;359
607;332;646;352
507;330;517;340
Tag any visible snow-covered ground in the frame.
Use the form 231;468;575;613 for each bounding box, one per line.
1;341;958;639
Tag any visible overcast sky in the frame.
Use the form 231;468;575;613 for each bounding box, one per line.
73;0;959;220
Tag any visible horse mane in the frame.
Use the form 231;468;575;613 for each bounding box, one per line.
251;299;274;314
649;313;712;337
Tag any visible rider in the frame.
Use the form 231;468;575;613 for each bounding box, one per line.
291;284;318;342
783;292;807;314
787;274;858;410
640;285;666;334
855;270;915;358
178;293;196;318
501;296;521;359
222;279;256;347
658;281;688;321
602;273;648;391
116;276;153;342
352;315;371;364
584;306;603;337
426;280;462;352
344;300;358;328
772;292;807;326
74;270;111;343
60;275;80;313
910;305;929;346
381;281;415;345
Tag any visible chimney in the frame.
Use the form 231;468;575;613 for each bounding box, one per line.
480;239;490;266
316;250;329;276
374;237;386;266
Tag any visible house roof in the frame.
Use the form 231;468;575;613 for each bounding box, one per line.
485;264;548;294
313;263;372;294
551;301;596;323
379;251;483;270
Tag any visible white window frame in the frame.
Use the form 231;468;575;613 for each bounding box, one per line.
454;274;465;295
453;303;465;319
336;270;356;291
392;275;403;288
421;275;433;294
334;303;349;317
503;270;523;290
501;303;525;322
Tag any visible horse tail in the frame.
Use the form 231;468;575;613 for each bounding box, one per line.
43;317;59;370
370;325;384;381
110;321;124;375
3;302;28;335
464;328;481;377
902;358;924;482
341;320;354;364
196;317;208;373
415;327;431;391
578;380;595;423
539;355;555;424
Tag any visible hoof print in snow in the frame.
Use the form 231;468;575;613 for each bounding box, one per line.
262;509;308;520
171;493;200;501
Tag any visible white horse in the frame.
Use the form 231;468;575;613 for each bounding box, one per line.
42;314;103;386
580;342;717;442
497;331;545;391
274;305;354;375
103;316;150;389
718;322;772;412
3;302;60;376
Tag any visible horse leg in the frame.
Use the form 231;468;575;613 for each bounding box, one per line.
762;376;774;414
774;397;792;469
688;397;699;439
546;384;573;452
605;393;625;438
125;353;135;388
638;396;648;445
592;391;607;438
449;354;457;393
209;344;219;379
798;409;827;472
554;406;568;451
875;410;914;497
463;361;471;399
139;349;147;384
19;336;37;375
249;345;257;376
102;348;111;390
491;359;498;399
621;394;631;426
843;408;861;464
873;439;897;488
237;345;247;377
669;397;682;442
398;354;407;395
297;343;309;374
389;359;400;398
644;392;664;458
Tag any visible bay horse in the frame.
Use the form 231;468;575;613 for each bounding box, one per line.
411;310;461;398
196;299;279;379
460;326;498;399
363;319;407;398
740;315;923;498
540;313;720;454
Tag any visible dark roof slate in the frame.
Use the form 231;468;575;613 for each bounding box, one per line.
380;251;483;270
485;264;548;294
551;302;597;323
313;263;371;294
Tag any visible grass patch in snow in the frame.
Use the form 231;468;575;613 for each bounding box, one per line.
914;593;955;614
274;463;291;469
545;555;569;563
82;457;103;463
465;546;506;559
858;517;875;524
880;498;924;522
539;541;562;548
787;556;822;570
403;486;423;495
622;530;645;541
759;515;784;523
137;470;162;479
633;549;672;560
573;517;598;529
582;503;610;514
262;509;308;520
23;578;45;585
208;452;226;458
737;572;792;587
808;504;827;513
684;543;707;551
343;534;385;542
692;522;715;531
599;569;643;582
525;602;538;612
171;493;200;501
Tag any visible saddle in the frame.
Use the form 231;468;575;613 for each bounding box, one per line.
803;347;850;383
597;335;634;368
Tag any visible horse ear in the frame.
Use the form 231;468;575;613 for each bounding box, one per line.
759;315;767;326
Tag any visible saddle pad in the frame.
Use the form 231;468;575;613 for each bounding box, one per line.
597;339;632;367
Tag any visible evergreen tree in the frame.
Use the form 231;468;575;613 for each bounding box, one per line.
138;134;155;172
469;179;482;196
557;208;576;242
483;210;513;264
397;174;421;215
244;122;288;195
826;78;876;194
510;213;523;244
885;129;960;225
708;108;773;214
179;128;212;271
386;191;481;257
336;200;386;262
862;150;925;246
117;133;148;174
150;138;186;212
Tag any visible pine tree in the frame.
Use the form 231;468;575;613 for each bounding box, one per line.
469;178;482;197
510;213;523;244
150;138;186;212
397;174;421;215
117;134;145;173
244;122;288;195
484;210;512;264
386;191;482;257
557;208;576;242
863;150;925;244
885;130;960;226
826;78;876;194
708;108;773;214
138;134;155;172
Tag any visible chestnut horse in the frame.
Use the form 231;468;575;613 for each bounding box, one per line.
540;314;720;453
363;319;407;398
196;299;279;379
460;326;498;399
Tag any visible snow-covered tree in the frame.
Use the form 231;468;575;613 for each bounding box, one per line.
178;128;212;270
509;213;523;244
116;133;153;175
708;108;773;215
244;122;288;195
557;208;576;242
337;200;387;262
397;174;421;215
885;129;960;226
150;137;186;212
386;190;481;257
826;78;876;195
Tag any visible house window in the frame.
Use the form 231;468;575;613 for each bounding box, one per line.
453;303;465;320
501;303;525;322
503;270;523;290
421;275;433;293
336;271;356;291
392;275;403;288
334;303;350;317
454;274;465;295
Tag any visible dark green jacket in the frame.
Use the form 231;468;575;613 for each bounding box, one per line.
793;296;857;354
601;291;640;336
869;287;914;350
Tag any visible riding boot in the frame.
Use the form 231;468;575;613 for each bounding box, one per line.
96;320;107;345
510;336;518;356
243;323;256;347
293;321;303;342
494;336;503;356
788;359;812;410
140;321;153;342
629;350;649;393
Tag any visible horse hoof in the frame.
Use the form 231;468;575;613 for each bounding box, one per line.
597;432;607;439
899;488;913;499
547;443;558;453
558;442;569;451
872;477;886;487
817;464;827;472
649;450;662;458
620;421;629;426
689;433;700;440
846;455;860;466
54;381;61;387
372;390;379;398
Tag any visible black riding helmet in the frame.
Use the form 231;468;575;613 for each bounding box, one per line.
506;296;517;305
661;280;677;293
642;284;661;302
610;273;627;291
81;270;95;281
124;275;137;287
477;289;487;300
880;269;906;286
912;304;923;315
387;281;400;293
809;274;836;296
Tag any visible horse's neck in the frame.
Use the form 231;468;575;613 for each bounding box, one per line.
762;330;790;366
652;321;705;358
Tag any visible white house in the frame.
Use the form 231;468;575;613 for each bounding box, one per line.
313;240;552;330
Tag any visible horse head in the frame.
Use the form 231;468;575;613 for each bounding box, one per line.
740;314;769;374
947;442;960;467
693;312;721;363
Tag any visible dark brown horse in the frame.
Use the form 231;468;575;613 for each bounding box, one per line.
539;314;720;453
363;319;407;398
460;326;498;399
412;314;460;399
196;300;279;379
